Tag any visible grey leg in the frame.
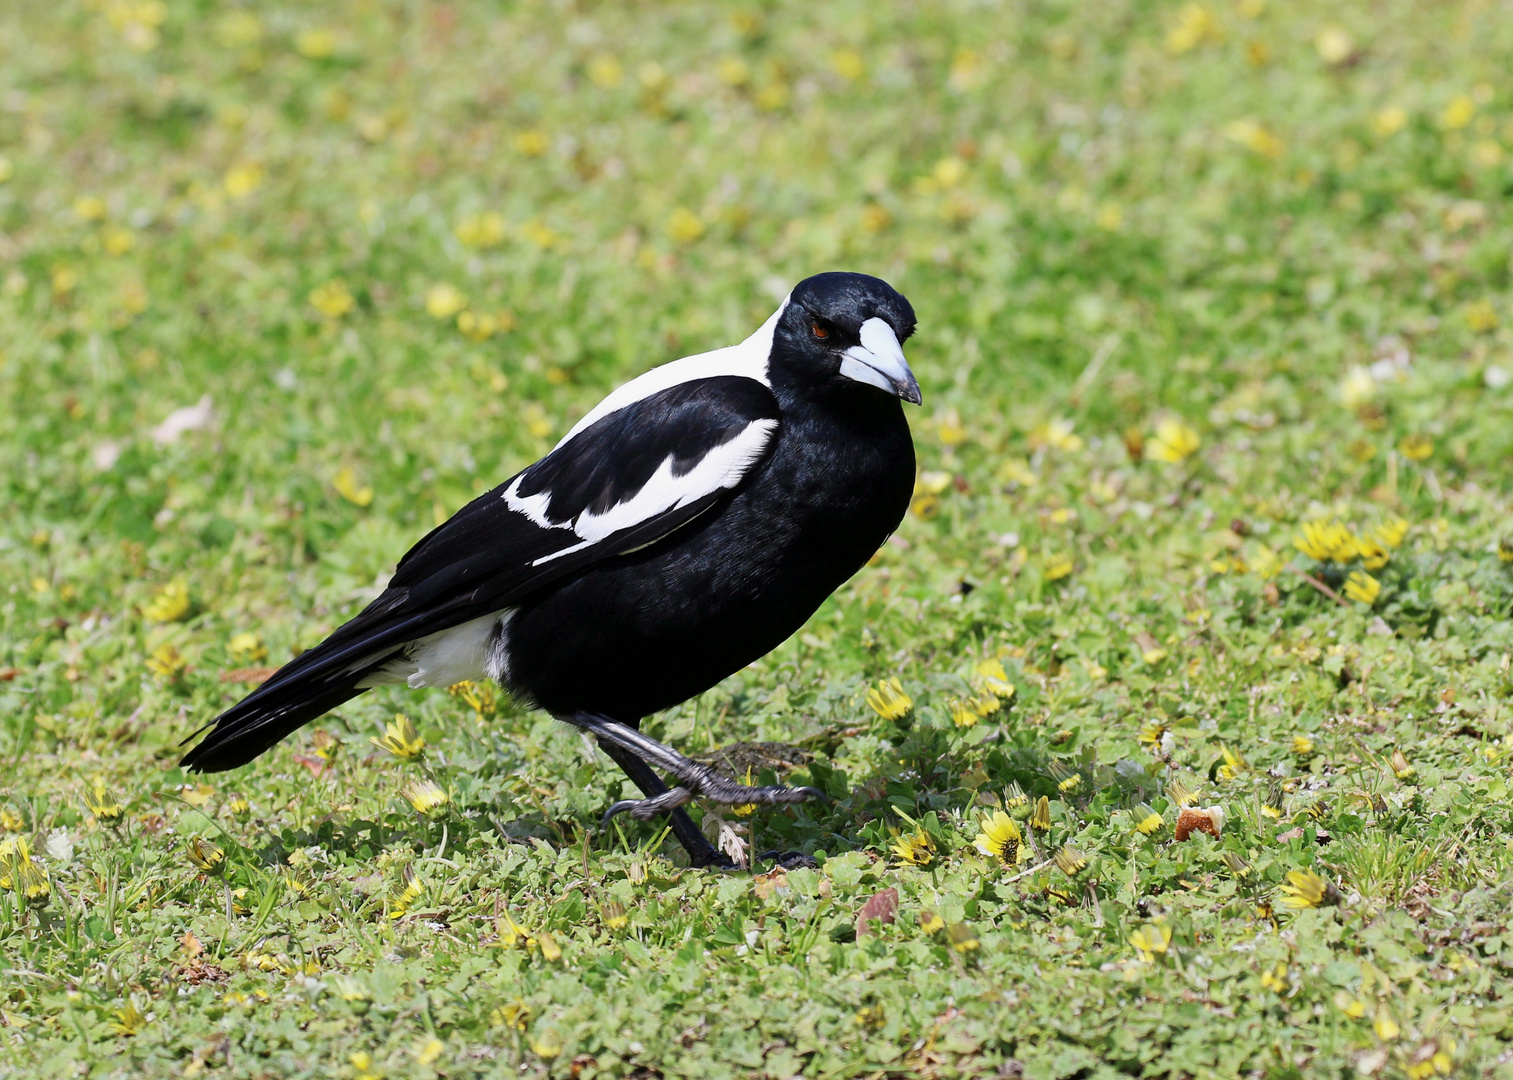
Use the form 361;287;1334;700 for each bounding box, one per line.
595;737;729;868
558;712;825;821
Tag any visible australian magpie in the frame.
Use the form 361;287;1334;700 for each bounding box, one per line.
181;271;920;866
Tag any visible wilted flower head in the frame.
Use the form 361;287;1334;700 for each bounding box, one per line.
0;837;51;905
1389;748;1416;781
389;865;424;919
401;778;450;817
1003;782;1029;810
1132;803;1163;835
1030;795;1052;831
185;837;225;875
85;778;125;823
1053;844;1089;876
1278;868;1342;909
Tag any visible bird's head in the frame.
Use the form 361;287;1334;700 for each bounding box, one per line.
771;272;921;405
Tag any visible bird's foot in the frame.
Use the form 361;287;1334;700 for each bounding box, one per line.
600;776;825;826
757;850;819;870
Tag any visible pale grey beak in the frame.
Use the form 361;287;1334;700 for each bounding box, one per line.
837;318;922;405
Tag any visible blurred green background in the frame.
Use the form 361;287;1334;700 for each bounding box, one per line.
3;1;1513;1076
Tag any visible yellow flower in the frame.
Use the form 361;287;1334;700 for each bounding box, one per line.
0;808;21;832
1043;554;1074;581
1357;538;1390;571
1374;515;1409;549
918;909;945;933
295;27;336;58
448;679;499;718
831;49;864;80
333;466;373;508
1054;845;1088;876
1292;734;1315;758
1003;783;1029;810
414;1038;445;1067
401;779;449;818
1500;537;1513;564
974;810;1027;867
103;226;136;255
1398;433;1433;461
1128;922;1171;961
947;923;979;952
185;838;225;875
228;632;266;662
1344;570;1381;606
537;930;562;961
1133;804;1163;835
1440;95;1475;130
716;55;750;86
866;677;913;721
1138;720;1169;748
1218;744;1247;781
1165;3;1221;53
891;827;936;866
1294;520;1357;562
1335;992;1368;1019
1028;417;1083;452
425;283;468;320
145;642;189;681
308;279;354;319
1278;868;1340;909
223;162;263;198
666;207;705;244
1374;1004;1400;1041
1372;105;1408;137
85;779;125;824
1224;119;1286;160
371;714;425;760
519;219;558;248
1166;779;1199;807
390;865;423;918
0;837;51;904
975;659;1015;699
1389;748;1415;781
1147;419;1201;463
1465;299;1499;333
949;700;980;729
587;53;624;88
143;580;191;622
602;901;628;930
455;211;506;248
1223;851;1253;879
1260;963;1289;993
731;766;757;816
1313;27;1353;64
1030;795;1051;831
515;129;549;156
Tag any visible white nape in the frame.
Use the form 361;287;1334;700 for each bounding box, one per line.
356;609;513;689
553;295;788;448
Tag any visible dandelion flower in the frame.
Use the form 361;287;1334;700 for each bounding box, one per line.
601;901;628;930
1357;538;1389;570
1223;851;1253;879
223;163;263;198
1440;96;1475;131
1166;779;1199;807
85;779;125;824
1277;868;1341;909
1003;782;1029;810
1344;570;1381;606
1465;299;1499;333
1128;922;1171;961
1138;719;1169;748
831;49;864;80
1043;553;1074;581
891;827;936;866
1218;744;1247;780
918;909;945;933
1028;418;1082;452
389;865;423;918
1372;105;1408;137
143;580;191;622
946;922;979;952
536;930;562;961
425;283;468;320
666;207;705;244
973;810;1027;867
1133;804;1163;835
1030;795;1051;831
455;211;506;248
949;700;980;729
1292;734;1315;758
1500;537;1513;564
185;838;225;875
1146;418;1201;464
228;632;266;662
515;130;549;156
1373;515;1409;549
1373;1004;1400;1041
1053;844;1088;876
332;466;373;508
587;53;624;88
401;779;450;817
975;658;1015;699
1294;520;1357;562
371;714;425;760
145;643;189;681
1389;748;1415;781
866;677;912;721
1314;27;1353;64
308;280;354;319
1398;433;1433;461
0;837;51;904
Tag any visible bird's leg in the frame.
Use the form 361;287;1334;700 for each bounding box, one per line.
559;712;826;820
594;738;731;868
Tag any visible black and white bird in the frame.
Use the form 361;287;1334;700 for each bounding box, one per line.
182;271;920;865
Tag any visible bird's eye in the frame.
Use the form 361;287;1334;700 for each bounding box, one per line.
811;321;829;339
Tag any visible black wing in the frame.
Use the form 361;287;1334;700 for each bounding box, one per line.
181;375;781;771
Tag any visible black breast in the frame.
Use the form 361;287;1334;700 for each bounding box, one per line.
503;391;914;722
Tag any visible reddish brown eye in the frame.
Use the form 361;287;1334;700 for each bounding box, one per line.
811;321;829;339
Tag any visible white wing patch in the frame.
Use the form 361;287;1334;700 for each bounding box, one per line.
555;296;787;448
529;417;778;565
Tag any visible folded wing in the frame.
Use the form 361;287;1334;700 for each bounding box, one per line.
180;375;781;771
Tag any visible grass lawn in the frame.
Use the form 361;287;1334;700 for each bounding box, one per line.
4;0;1513;1076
